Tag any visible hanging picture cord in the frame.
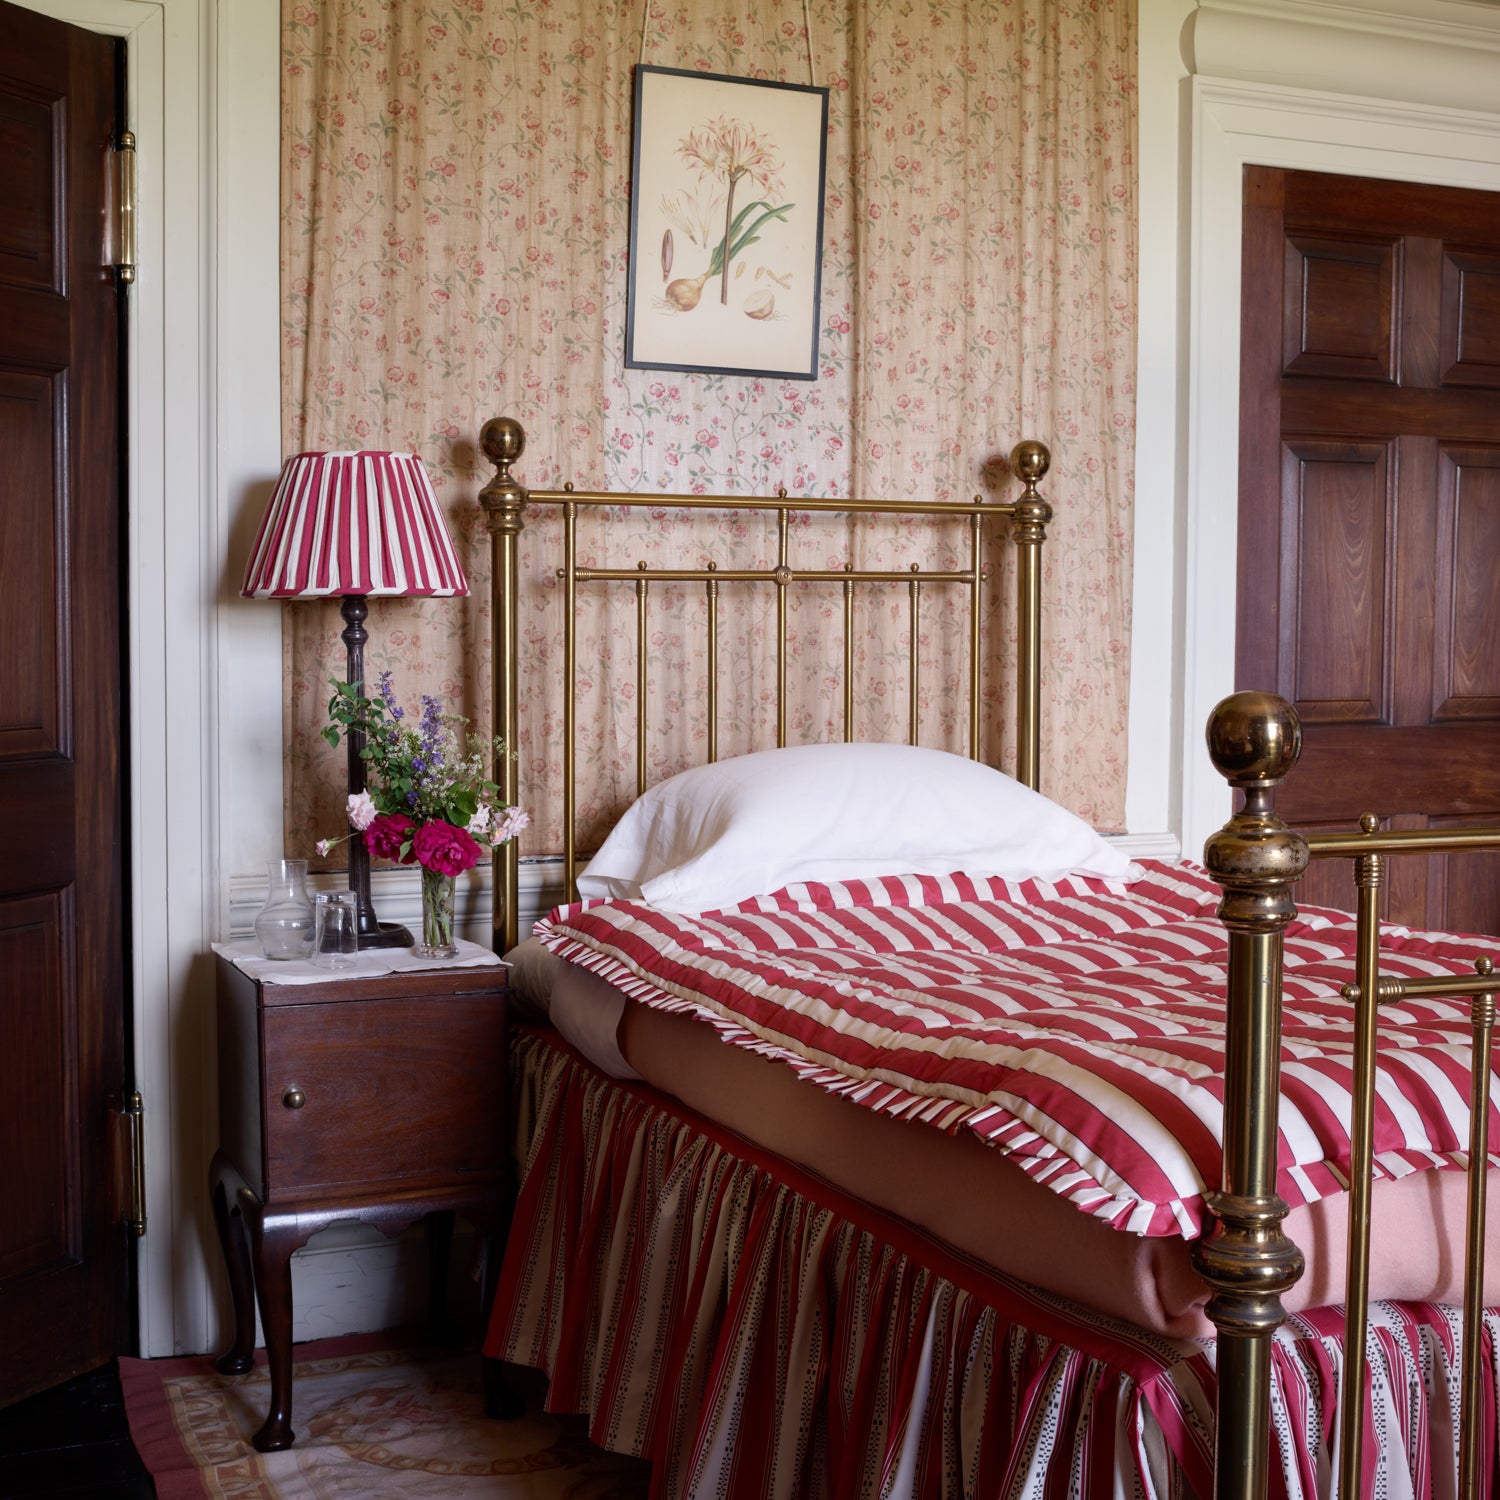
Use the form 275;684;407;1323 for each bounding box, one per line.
638;0;818;84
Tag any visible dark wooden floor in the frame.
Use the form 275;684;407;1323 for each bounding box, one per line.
0;1365;155;1499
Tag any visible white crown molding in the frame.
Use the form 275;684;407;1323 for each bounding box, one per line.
1189;0;1500;116
1196;0;1500;51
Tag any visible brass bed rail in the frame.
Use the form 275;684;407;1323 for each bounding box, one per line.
1203;692;1500;1500
479;416;1052;955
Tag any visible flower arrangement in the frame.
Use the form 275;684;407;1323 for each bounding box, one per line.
321;672;527;955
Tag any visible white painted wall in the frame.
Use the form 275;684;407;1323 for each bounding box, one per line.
25;0;1500;1359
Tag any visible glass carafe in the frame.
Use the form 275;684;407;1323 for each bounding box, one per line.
254;858;316;960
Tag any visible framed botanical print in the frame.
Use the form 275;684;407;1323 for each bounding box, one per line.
625;65;830;381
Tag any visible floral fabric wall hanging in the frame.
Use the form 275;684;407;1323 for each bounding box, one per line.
280;0;1138;862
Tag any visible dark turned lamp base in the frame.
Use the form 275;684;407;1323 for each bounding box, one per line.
339;593;417;951
359;919;414;949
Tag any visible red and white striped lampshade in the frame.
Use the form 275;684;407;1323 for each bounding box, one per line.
240;450;468;598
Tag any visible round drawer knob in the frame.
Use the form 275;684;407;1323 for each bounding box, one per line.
281;1086;306;1110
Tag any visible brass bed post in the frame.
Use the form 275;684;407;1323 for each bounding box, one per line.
1007;441;1051;791
479;417;529;955
1195;692;1309;1500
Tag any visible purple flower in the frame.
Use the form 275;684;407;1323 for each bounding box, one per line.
378;670;404;719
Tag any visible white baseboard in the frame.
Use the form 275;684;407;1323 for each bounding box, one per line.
1104;829;1182;863
221;1219;483;1349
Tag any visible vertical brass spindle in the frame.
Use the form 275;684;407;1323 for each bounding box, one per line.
706;564;719;764
1459;962;1495;1500
842;565;855;742
636;563;649;800
1337;826;1384;1500
908;566;921;746
969;505;982;760
563;495;577;897
478;417;528;954
776;501;789;748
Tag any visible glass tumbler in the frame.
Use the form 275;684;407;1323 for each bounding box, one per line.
313;890;359;969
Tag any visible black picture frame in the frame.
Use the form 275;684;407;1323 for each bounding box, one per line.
625;65;830;381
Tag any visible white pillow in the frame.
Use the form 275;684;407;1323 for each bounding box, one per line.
576;742;1135;913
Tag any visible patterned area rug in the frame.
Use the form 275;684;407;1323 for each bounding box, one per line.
119;1332;650;1499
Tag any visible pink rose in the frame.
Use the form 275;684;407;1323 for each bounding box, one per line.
411;819;483;877
365;812;415;863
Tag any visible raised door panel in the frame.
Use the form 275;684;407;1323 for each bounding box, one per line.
0;83;61;293
0;897;74;1284
1424;816;1500;939
1432;447;1500;721
1282;235;1398;382
1280;439;1392;723
0;370;62;757
1440;251;1500;390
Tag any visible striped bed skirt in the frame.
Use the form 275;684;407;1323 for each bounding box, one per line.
484;1026;1499;1499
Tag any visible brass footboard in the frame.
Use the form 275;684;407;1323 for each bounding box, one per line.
1202;691;1500;1500
479;415;1052;954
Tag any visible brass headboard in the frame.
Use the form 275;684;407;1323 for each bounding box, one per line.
478;415;1053;952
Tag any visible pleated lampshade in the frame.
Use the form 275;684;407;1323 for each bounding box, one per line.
240;450;467;599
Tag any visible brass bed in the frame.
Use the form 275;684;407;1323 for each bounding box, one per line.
476;415;1500;1500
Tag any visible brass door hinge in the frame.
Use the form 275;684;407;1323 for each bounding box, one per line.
111;132;136;285
122;1091;146;1236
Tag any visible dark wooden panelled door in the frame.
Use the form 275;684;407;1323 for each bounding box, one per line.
1238;167;1500;934
0;2;127;1403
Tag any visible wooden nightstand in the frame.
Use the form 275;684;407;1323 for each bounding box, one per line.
209;951;518;1451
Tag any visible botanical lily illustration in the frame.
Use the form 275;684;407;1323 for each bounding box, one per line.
677;115;788;306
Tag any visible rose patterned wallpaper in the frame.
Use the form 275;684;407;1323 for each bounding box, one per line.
280;0;1136;862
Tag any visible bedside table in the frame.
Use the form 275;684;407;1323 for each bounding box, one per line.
209;949;517;1452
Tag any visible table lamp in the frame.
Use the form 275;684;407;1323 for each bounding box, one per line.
241;450;469;947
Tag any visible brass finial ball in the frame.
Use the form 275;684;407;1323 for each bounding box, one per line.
1009;439;1050;486
480;416;525;468
1205;691;1302;786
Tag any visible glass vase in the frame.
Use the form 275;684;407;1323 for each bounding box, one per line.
254;858;316;961
417;866;458;960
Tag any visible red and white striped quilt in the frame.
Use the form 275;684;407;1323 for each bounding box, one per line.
534;859;1500;1238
